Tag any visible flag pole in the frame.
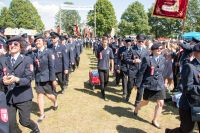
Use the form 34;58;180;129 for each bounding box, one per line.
181;18;186;34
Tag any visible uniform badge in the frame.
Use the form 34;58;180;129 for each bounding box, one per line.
30;64;34;72
3;67;7;75
0;108;8;123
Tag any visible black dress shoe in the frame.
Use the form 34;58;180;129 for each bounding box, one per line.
133;111;138;116
165;128;172;133
53;105;58;111
152;121;161;129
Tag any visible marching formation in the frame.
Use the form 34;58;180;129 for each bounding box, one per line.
0;29;83;133
0;26;200;133
93;34;200;133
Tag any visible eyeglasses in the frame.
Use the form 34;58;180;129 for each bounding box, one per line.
156;48;162;50
8;41;20;46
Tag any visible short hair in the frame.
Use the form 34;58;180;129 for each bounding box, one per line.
102;36;108;41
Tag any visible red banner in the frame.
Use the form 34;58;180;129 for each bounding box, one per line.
153;0;189;19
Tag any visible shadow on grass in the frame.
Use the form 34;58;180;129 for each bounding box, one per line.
31;101;56;116
106;86;122;96
74;88;102;99
104;105;150;124
162;101;179;118
116;125;147;133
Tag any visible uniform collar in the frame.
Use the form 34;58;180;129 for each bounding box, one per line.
38;46;45;52
11;52;20;61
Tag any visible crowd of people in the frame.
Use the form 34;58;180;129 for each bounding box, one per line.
0;28;83;133
0;26;200;133
92;34;200;133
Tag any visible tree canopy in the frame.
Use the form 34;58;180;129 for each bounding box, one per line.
87;0;117;37
55;9;81;35
0;0;44;31
118;1;150;36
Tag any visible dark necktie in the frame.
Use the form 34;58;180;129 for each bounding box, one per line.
11;58;15;66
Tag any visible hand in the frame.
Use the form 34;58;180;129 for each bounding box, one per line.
8;75;20;83
179;39;184;44
64;70;69;74
3;75;15;85
52;80;57;88
133;59;141;64
116;70;120;73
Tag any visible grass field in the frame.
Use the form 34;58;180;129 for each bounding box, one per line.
19;49;181;133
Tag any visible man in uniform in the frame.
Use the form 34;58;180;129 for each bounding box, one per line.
117;38;130;99
50;32;69;94
125;34;149;105
110;36;120;85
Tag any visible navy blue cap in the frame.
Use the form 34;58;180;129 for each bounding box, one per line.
124;38;132;43
60;35;68;40
193;44;200;52
136;34;146;42
21;33;28;38
114;35;118;39
0;28;5;33
50;32;60;38
151;43;162;50
34;33;44;42
6;36;24;45
0;38;6;46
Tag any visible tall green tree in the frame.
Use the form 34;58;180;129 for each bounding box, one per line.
185;0;200;32
7;0;44;31
118;1;150;36
148;6;182;38
55;9;81;34
87;0;117;37
0;7;13;28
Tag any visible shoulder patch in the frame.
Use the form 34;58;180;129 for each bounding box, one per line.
29;64;34;72
0;108;8;123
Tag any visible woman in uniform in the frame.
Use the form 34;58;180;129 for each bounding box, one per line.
134;43;166;129
33;35;58;122
0;36;40;133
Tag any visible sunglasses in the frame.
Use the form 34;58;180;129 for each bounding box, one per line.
8;41;20;46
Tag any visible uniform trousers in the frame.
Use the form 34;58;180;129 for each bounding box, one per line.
134;87;144;106
75;56;80;68
98;69;109;97
56;72;66;90
8;101;38;133
115;68;121;85
126;76;136;100
120;70;128;96
166;108;200;133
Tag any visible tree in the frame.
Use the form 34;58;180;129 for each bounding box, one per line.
185;0;200;32
0;7;14;28
147;6;182;38
87;0;117;37
55;9;81;35
118;1;150;36
7;0;44;31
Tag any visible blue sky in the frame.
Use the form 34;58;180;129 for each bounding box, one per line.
0;0;155;30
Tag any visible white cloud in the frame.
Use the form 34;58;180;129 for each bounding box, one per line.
32;1;59;30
